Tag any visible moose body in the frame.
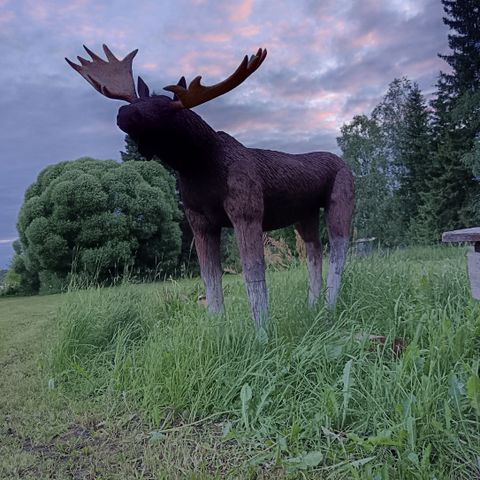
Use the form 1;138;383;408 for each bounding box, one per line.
67;45;355;328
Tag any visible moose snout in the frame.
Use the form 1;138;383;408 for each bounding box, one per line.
117;103;144;134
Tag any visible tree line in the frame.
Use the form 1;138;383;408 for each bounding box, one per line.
338;0;479;245
3;0;478;295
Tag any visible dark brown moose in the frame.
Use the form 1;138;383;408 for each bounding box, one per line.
66;45;355;329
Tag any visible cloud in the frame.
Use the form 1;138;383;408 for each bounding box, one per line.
197;32;232;43
0;0;451;261
0;9;14;25
0;239;16;245
226;0;254;22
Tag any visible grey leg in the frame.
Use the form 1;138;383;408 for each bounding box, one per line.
325;168;354;309
186;210;224;314
295;215;322;305
233;219;268;329
325;237;349;308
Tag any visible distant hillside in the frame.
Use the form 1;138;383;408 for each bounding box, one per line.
0;270;7;285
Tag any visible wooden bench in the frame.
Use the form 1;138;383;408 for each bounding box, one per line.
442;227;480;300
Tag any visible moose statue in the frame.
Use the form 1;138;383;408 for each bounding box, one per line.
66;45;355;329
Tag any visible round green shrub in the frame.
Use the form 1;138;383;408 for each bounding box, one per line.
14;157;182;292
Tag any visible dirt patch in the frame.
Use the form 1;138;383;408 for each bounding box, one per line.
23;424;94;454
14;420;153;480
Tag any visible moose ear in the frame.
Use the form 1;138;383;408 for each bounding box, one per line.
137;76;150;98
172;76;187;101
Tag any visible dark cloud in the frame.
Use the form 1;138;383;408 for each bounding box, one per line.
0;77;124;267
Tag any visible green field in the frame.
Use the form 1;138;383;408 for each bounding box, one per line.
1;246;480;479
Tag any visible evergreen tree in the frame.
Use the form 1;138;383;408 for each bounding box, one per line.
422;0;480;238
121;135;149;162
396;84;431;239
440;0;480;95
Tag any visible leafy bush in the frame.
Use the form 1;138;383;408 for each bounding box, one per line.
0;269;22;295
13;158;182;293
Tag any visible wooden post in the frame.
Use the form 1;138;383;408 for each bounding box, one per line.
354;237;376;257
442;227;480;300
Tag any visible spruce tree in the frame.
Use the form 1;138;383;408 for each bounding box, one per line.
440;0;480;95
396;85;431;239
121;135;148;162
421;0;480;239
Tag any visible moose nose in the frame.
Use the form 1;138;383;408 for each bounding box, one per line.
117;103;143;134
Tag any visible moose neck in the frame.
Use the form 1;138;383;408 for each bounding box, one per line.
160;109;221;175
124;104;222;176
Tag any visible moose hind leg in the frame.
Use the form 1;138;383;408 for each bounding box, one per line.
325;168;354;308
186;210;224;314
325;237;349;308
295;215;322;305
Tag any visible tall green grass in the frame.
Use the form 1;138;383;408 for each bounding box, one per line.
51;246;480;478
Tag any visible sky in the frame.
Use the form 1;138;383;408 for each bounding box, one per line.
0;0;451;268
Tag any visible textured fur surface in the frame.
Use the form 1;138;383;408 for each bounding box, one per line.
117;94;355;326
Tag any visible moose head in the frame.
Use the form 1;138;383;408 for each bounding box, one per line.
67;45;354;329
67;45;266;169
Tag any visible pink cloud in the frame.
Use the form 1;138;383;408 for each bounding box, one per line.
333;20;347;34
26;0;93;22
405;56;444;76
198;32;232;43
55;0;93;15
227;118;277;133
165;31;190;42
27;1;49;21
341;96;378;118
236;25;260;37
170;25;259;46
226;0;253;22
305;110;335;123
352;31;379;48
140;63;158;71
0;9;14;25
196;64;227;78
298;107;343;132
164;49;240;80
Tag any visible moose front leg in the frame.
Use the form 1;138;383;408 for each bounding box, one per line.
186;210;224;314
233;220;268;329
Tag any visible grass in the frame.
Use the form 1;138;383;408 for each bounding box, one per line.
2;246;480;478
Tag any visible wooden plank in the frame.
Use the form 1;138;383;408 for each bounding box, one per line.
467;250;480;300
442;227;480;243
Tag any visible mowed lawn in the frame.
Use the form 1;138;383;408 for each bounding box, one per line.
0;294;72;477
0;286;234;480
1;247;480;479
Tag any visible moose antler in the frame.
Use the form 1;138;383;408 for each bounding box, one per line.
164;48;267;108
66;44;139;103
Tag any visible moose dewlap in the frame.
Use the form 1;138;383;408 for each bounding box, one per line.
66;44;355;328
